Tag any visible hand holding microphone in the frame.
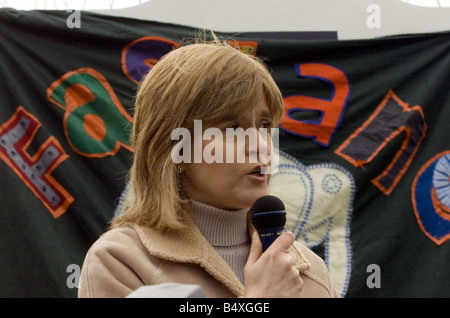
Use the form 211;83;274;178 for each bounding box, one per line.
243;195;303;298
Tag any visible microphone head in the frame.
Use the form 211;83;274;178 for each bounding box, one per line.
250;195;286;230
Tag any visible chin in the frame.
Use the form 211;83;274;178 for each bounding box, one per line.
244;191;270;208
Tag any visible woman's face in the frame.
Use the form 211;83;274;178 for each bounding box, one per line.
181;99;275;210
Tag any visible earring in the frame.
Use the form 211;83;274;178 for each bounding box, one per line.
177;165;182;174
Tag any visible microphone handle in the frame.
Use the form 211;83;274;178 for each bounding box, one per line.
258;226;285;252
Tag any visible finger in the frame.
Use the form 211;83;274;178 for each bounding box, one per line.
286;250;298;264
246;231;263;267
265;231;295;254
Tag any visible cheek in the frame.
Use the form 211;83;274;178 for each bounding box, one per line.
185;163;229;188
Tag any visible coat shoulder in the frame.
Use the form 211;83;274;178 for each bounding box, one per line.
292;241;339;297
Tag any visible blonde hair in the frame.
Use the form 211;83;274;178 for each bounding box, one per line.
111;36;284;230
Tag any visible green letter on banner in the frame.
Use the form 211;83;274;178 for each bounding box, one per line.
47;68;133;158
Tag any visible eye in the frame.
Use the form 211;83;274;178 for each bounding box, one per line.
259;121;272;129
226;123;240;130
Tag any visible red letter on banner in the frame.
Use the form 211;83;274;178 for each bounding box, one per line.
0;106;73;217
335;89;427;195
281;63;350;147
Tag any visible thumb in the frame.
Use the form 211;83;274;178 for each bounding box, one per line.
265;231;295;254
246;231;262;267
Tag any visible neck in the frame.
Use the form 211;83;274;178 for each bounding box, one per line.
190;200;250;246
190;199;251;284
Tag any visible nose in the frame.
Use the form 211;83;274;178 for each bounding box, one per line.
245;127;271;163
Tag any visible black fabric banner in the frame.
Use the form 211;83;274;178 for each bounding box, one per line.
1;8;449;297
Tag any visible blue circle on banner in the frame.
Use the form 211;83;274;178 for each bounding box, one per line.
413;152;450;245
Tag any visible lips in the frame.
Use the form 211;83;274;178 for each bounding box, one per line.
249;165;262;175
247;165;268;181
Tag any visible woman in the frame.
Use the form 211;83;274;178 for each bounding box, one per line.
78;38;338;298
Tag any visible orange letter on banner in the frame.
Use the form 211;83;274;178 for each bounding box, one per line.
281;63;350;147
0;106;73;218
226;40;258;56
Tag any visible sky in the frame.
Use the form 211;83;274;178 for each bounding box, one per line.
0;0;152;10
0;0;449;10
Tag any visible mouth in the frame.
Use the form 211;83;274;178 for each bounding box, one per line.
247;165;268;181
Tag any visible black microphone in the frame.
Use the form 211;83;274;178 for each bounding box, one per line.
250;195;287;252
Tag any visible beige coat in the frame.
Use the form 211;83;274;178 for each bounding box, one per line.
78;219;339;298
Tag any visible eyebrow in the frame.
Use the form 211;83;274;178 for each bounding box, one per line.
260;110;272;119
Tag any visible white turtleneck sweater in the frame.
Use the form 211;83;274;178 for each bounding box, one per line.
190;200;251;284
